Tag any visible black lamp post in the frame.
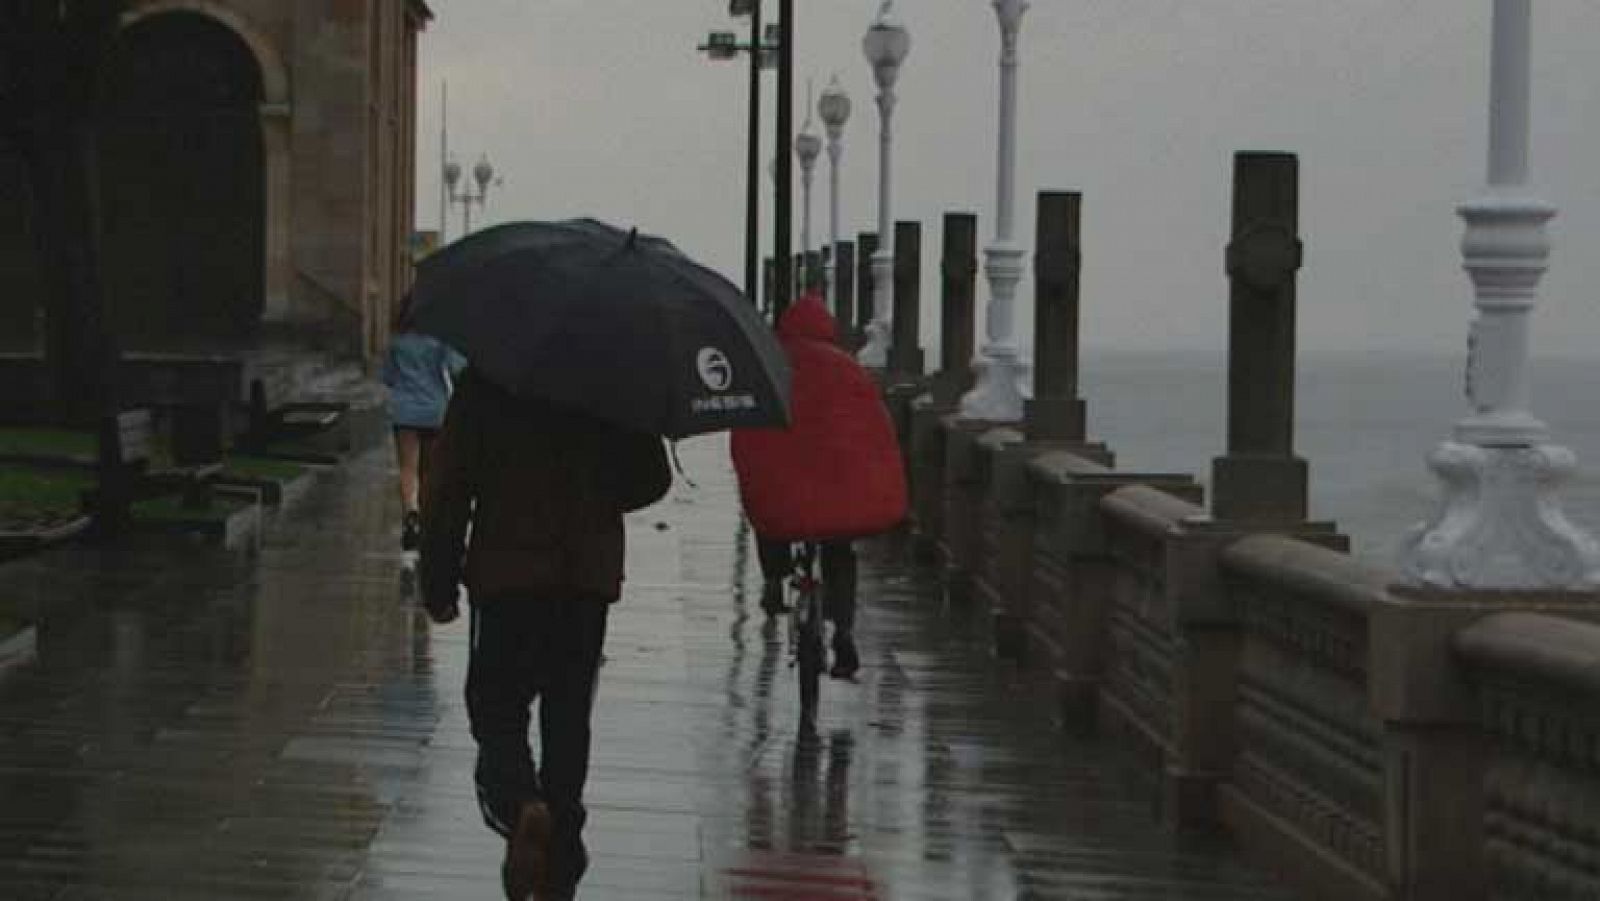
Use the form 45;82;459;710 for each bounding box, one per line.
700;3;778;309
772;0;794;320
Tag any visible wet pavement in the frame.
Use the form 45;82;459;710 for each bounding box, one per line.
0;437;1292;899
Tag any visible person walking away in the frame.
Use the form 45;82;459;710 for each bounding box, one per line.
733;292;907;681
382;304;466;565
420;368;670;901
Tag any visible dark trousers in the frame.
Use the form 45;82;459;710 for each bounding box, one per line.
756;537;857;632
467;596;609;896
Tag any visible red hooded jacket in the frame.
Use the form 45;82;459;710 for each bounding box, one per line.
731;294;907;541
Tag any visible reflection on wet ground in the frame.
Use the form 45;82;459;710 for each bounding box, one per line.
0;438;1291;899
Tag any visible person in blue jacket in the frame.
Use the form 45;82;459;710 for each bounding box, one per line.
383;298;466;564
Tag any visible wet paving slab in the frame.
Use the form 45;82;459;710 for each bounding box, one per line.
0;437;1293;899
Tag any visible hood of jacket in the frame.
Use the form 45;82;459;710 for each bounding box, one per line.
776;293;837;344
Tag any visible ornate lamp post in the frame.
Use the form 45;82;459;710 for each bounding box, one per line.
1401;0;1600;589
858;0;910;368
818;75;852;311
794;85;822;295
960;0;1029;421
444;152;496;235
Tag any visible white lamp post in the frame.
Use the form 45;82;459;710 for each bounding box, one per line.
795;84;822;295
444;152;497;235
1401;0;1600;589
818;75;852;312
960;0;1030;422
858;0;910;368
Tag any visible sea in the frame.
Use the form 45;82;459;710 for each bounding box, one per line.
1078;349;1600;561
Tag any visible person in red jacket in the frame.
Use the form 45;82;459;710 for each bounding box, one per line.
733;293;907;680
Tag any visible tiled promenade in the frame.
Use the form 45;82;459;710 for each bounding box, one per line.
0;437;1291;899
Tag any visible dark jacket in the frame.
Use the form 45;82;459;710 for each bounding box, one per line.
420;369;671;605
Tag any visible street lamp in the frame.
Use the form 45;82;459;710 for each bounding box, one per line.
858;0;910;369
1400;0;1600;589
818;74;852;312
698;10;780;307
960;0;1029;422
444;152;497;235
794;82;822;294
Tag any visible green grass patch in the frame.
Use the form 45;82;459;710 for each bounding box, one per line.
0;466;92;524
133;494;251;523
0;427;95;461
223;455;307;483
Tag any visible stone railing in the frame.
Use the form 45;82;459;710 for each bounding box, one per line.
1220;536;1391;899
1095;483;1203;786
1027;451;1198;732
1457;613;1600;901
873;154;1600;901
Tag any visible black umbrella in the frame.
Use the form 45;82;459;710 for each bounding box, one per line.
409;219;790;439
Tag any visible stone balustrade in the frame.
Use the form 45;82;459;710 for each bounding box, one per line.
873;153;1600;901
1457;613;1600;900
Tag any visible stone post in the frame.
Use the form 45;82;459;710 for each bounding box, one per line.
935;213;978;405
1026;191;1088;443
1211;152;1308;524
1155;152;1342;827
834;241;856;346
976;192;1113;661
907;213;977;562
887;220;924;380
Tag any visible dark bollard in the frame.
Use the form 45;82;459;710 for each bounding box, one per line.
976;193;1114;665
934;213;978;406
887;220;924;381
855;231;878;338
1211;152;1310;524
1146;151;1342;829
834;241;856;346
907;214;978;565
1026;192;1088;443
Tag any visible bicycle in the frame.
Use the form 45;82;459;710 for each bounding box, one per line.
784;542;826;735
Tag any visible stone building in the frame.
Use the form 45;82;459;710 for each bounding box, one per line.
0;0;431;365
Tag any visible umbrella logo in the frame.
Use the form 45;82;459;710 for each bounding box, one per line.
697;347;733;392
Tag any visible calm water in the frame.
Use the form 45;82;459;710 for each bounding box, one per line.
1079;349;1600;559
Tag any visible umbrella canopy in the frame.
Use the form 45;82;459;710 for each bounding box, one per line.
409;219;790;439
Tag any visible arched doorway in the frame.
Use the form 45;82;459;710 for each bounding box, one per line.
99;11;265;349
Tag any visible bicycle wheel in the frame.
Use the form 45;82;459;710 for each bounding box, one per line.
796;586;825;735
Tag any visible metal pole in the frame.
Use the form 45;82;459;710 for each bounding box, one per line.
773;0;794;320
744;1;762;305
439;81;448;243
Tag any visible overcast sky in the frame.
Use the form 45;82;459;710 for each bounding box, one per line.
414;1;1600;360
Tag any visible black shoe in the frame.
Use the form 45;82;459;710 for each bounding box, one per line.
830;632;860;680
760;578;786;616
401;510;421;553
501;800;552;900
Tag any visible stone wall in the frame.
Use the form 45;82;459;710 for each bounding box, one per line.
0;0;427;364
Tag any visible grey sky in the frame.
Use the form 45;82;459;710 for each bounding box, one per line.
415;1;1600;360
